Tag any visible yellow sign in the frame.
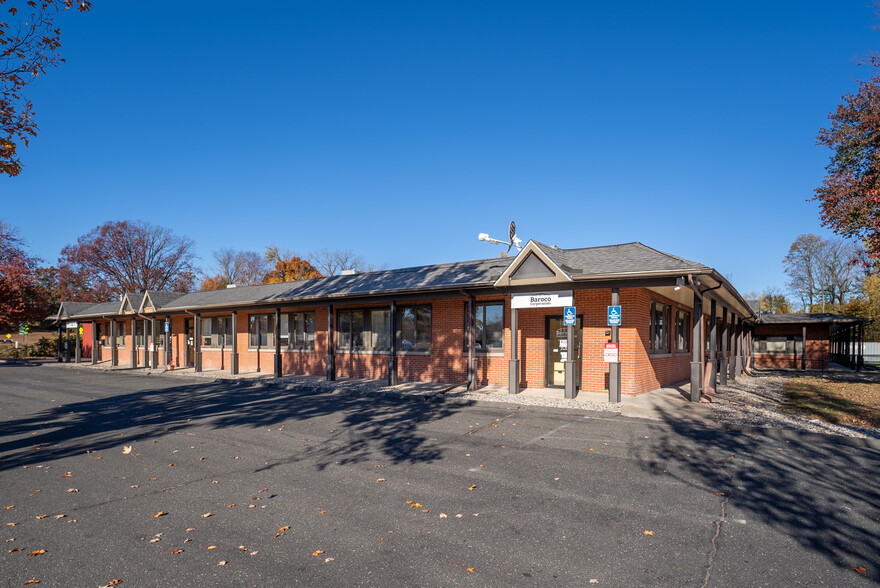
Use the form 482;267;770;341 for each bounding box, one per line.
5;334;10;339
79;327;84;335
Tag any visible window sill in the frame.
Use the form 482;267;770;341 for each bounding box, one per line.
649;352;673;358
463;352;505;358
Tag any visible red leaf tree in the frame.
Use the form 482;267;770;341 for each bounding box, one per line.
58;220;198;296
1;0;91;177
0;219;48;330
815;50;880;265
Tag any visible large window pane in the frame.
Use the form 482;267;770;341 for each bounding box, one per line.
371;309;390;351
484;305;503;350
351;311;364;350
415;307;431;351
279;313;290;348
248;315;258;347
338;312;351;350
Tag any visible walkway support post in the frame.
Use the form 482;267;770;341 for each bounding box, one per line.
564;318;576;399
326;304;335;381
709;299;717;387
91;321;98;365
194;314;202;372
65;325;71;363
389;300;398;386
509;307;520;395
735;318;744;376
720;307;728;386
274;307;282;378
690;292;702;402
57;323;63;362
801;325;807;370
729;315;738;381
130;319;136;368
74;324;81;363
467;295;476;391
609;288;621;403
164;316;171;367
230;313;238;375
150;317;158;368
111;321;118;367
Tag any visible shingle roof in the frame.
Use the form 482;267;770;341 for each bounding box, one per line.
122;293;144;312
532;241;708;277
143;291;185;310
757;313;871;325
160;257;513;311
57;302;95;319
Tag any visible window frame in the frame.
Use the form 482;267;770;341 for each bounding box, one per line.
464;301;505;355
675;308;690;353
649;300;671;355
335;305;432;354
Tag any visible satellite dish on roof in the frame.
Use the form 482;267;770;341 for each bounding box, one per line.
477;220;523;253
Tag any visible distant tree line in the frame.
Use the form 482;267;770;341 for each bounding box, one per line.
0;218;386;331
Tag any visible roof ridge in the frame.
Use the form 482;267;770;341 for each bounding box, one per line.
629;242;707;268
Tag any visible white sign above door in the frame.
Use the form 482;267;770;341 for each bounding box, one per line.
511;291;573;309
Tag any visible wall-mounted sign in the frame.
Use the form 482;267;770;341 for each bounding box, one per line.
66;322;78;329
607;306;621;326
604;342;619;363
511;291;573;309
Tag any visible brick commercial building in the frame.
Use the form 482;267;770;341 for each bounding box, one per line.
54;240;761;402
752;313;870;371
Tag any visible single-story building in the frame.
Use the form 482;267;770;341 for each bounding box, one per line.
54;240;761;402
752;313;871;370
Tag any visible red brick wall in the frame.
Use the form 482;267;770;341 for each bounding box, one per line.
753;323;829;369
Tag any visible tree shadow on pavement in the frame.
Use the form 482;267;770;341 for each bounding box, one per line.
639;409;880;583
0;369;470;472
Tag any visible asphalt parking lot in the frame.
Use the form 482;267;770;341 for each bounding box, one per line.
1;363;879;587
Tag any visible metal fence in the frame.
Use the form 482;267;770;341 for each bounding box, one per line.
865;342;880;364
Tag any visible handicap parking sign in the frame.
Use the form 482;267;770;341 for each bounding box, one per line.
607;305;621;326
563;306;576;326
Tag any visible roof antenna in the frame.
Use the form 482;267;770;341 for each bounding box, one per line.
478;221;523;253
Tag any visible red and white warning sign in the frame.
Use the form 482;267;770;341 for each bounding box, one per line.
603;342;619;363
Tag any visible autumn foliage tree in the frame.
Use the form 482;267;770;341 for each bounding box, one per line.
59;220;198;296
1;0;91;176
262;246;323;284
0;220;48;329
200;248;267;290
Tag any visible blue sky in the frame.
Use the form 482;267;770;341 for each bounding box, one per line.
2;1;876;297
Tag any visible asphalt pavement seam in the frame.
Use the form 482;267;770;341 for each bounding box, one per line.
700;463;735;588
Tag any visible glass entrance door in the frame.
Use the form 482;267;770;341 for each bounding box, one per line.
545;316;582;388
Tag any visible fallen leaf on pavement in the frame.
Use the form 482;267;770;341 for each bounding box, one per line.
28;549;46;556
853;567;867;575
24;580;40;585
53;515;65;520
279;526;290;532
318;511;326;515
439;513;448;518
61;472;72;477
152;512;167;518
467;568;475;573
312;550;324;556
324;557;334;563
8;547;21;552
67;488;77;493
455;514;463;518
250;551;258;556
4;505;13;509
186;527;195;532
468;485;477;491
376;478;386;483
644;531;653;536
226;504;235;508
35;515;48;519
273;532;285;539
217;560;227;566
171;549;183;555
123;446;132;454
201;513;212;518
239;545;248;552
206;546;217;550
